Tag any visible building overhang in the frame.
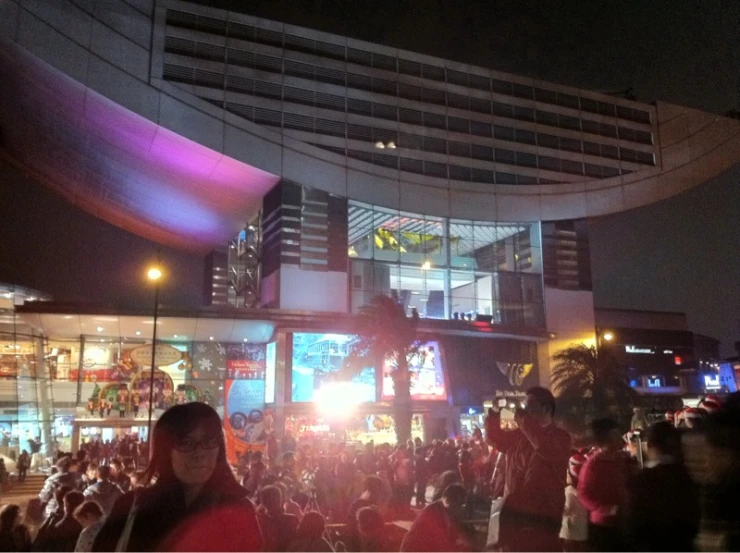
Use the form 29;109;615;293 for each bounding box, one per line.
14;303;551;342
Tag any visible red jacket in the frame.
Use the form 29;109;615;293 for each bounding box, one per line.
577;449;633;527
486;415;571;530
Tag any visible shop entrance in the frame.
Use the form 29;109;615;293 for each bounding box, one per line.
71;419;151;454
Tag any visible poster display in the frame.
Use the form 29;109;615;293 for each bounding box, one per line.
345;413;425;445
291;333;375;403
382;341;447;401
224;379;267;464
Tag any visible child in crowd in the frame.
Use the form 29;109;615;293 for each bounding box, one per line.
560;453;589;551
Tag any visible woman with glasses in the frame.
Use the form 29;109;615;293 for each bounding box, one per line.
92;402;263;551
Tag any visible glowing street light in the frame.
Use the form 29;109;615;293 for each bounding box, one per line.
602;332;614;342
147;267;162;281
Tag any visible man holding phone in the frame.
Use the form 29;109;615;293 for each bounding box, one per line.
485;386;571;552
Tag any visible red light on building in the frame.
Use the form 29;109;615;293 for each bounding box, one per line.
674;356;682;366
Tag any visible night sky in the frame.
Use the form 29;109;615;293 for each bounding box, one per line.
1;1;738;354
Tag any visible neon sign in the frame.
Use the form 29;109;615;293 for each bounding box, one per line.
625;345;654;354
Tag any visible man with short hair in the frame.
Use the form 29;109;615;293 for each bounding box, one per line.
485;386;571;552
38;457;79;519
109;459;130;492
82;465;123;516
400;483;470;552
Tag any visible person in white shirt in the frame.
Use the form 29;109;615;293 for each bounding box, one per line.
73;500;104;552
559;452;589;551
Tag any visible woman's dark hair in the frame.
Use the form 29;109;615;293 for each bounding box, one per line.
73;500;104;520
296;511;325;541
0;504;21;531
64;492;85;513
143;402;237;492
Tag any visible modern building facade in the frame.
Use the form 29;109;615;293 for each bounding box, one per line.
1;0;740;456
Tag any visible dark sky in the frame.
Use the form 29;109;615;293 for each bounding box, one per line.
2;1;739;354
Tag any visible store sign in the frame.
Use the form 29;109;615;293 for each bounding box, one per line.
226;359;263;379
625;345;655;354
129;344;183;367
704;374;721;390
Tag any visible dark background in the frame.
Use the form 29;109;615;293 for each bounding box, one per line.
1;0;738;353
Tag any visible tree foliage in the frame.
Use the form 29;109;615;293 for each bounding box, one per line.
351;295;419;444
551;344;637;420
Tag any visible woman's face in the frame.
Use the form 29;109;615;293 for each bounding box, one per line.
170;424;220;487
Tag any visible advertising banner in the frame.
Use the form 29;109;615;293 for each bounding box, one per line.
382;341;447;401
224;379;266;465
291;333;376;403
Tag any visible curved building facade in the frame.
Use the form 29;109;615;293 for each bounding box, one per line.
1;0;739;454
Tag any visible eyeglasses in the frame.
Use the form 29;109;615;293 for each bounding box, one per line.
173;436;220;453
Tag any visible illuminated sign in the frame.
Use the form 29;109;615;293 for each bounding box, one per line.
647;377;662;388
663;349;674;354
383;341;447;401
625;345;654;354
129;344;183;367
704;374;721;390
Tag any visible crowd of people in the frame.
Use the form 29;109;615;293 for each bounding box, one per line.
0;389;737;551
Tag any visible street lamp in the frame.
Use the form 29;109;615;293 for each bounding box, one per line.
602;331;614;342
146;261;163;443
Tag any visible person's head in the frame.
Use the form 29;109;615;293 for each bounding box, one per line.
96;465;111;481
0;504;22;531
439;470;460;490
357;506;384;538
250;451;263;465
361;475;383;501
73;501;104;528
646;421;682;461
259;485;283;513
293;492;309;511
441;483;466;518
110;459;124;476
130;470;147;489
296;511;325;542
54;484;73;507
56;456;72;473
590;418;622;452
144;402;235;492
63;491;85;517
684;408;707;429
567;453;586;487
524;387;556;426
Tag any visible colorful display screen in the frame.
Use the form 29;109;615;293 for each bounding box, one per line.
382;341;447;401
291;333;376;403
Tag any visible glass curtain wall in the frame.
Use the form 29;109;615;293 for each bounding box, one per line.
348;202;544;328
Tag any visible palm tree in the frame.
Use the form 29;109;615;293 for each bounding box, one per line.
351;295;419;444
550;344;637;421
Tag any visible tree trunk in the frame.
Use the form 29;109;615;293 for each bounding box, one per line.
392;353;412;445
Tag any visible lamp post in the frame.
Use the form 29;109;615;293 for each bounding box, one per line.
146;264;163;443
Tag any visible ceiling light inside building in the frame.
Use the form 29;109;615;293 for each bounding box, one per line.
375;141;385;149
386;141;396;149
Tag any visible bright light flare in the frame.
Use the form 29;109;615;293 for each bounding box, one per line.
602;332;614;342
315;382;366;419
147;267;163;281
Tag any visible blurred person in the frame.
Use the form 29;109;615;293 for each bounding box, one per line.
559;453;588;552
83;465;123;516
34;491;85;552
626;421;699;552
696;393;740;551
109;459;130;493
82;463;98;490
73;501;104;553
38;457;79;518
431;469;461;503
346;475;384;551
413;445;429;507
256;485;299;552
92;403;263;551
484;387;571;552
129;469;147;490
0;504;31;552
390;447;414;512
287;511;333;552
356;507;391;552
400;483;470;552
631;407;649;431
17;450;30;482
578;418;634;552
